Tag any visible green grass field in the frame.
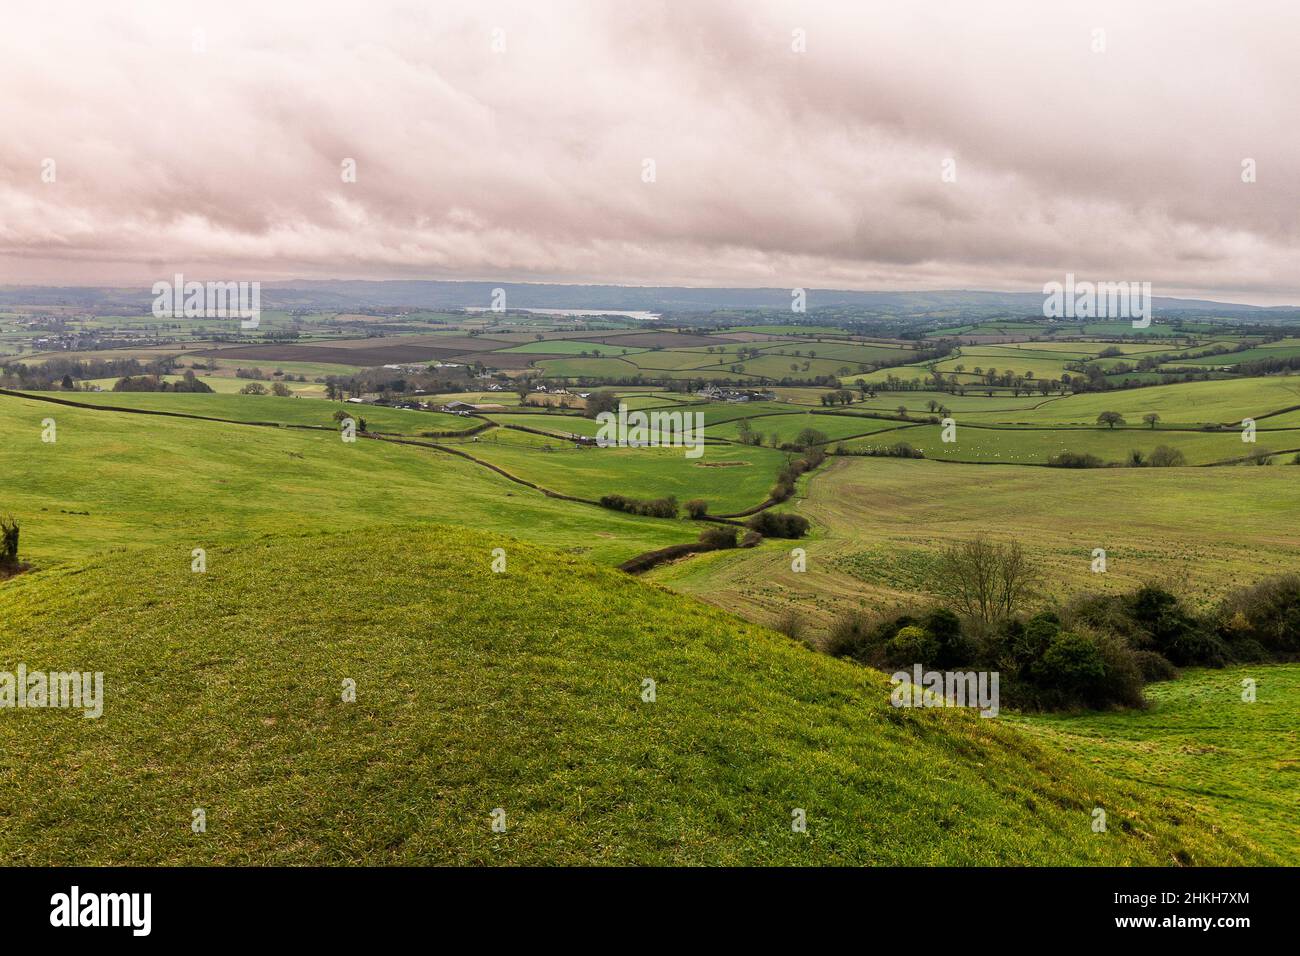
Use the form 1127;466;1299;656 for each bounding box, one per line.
0;525;1270;864
450;439;789;514
657;456;1300;627
1016;666;1299;863
23;390;477;436
960;376;1300;426
0;392;694;568
841;422;1294;464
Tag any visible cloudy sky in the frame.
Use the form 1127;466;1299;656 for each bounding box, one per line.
1;0;1296;303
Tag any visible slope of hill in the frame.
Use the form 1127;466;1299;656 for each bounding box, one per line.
0;526;1273;865
0;391;695;567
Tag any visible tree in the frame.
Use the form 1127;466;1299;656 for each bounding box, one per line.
1143;413;1160;429
271;382;292;397
239;382;269;395
937;536;1041;628
1096;411;1125;429
0;514;19;570
794;427;828;450
583;390;620;420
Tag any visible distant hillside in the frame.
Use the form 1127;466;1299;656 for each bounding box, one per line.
0;526;1273;864
1;280;1291;317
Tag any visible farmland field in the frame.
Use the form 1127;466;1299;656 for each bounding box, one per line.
5;306;1299;871
1017;666;1300;863
656;455;1300;626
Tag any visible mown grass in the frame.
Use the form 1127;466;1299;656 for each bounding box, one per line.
0;526;1272;864
658;457;1300;627
1015;666;1299;863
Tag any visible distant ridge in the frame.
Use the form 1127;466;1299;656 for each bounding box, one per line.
0;280;1293;316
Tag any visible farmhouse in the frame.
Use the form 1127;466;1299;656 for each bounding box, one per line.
695;386;775;402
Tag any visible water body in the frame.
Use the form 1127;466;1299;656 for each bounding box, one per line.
466;307;660;321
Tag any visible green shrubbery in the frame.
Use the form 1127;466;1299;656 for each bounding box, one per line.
0;514;19;571
767;448;826;503
113;371;214;393
1046;451;1105;468
824;577;1300;712
859;442;924;459
746;511;810;539
599;494;678;518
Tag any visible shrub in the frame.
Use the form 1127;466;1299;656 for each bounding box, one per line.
739;530;763;548
746;511;810;539
921;608;973;668
1032;631;1106;693
1046;451;1105;468
1014;612;1060;666
774;609;804;642
1127;584;1227;666
0;514;18;569
684;498;708;519
863;442;924;459
697;526;738;550
885;625;939;668
1216;574;1300;657
1147;445;1186;467
823;610;874;660
1132;650;1177;682
599;494;678;518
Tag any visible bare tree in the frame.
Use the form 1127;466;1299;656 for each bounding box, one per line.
937;536;1040;627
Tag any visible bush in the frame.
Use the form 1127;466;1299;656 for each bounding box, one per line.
920;607;973;668
863;442;924;459
885;625;939;668
774;609;804;642
697;526;738;550
1127;584;1227;666
1132;650;1177;682
745;511;810;539
0;514;18;569
1148;445;1187;467
823;610;874;660
684;498;709;519
599;494;678;518
1046;451;1105;468
1013;612;1060;666
1032;631;1106;693
1216;574;1300;657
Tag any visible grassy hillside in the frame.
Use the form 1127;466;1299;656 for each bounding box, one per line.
24;390;477;435
0;526;1271;865
1016;666;1299;863
0;392;694;567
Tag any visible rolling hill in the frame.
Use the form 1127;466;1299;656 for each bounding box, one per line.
0;525;1273;865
